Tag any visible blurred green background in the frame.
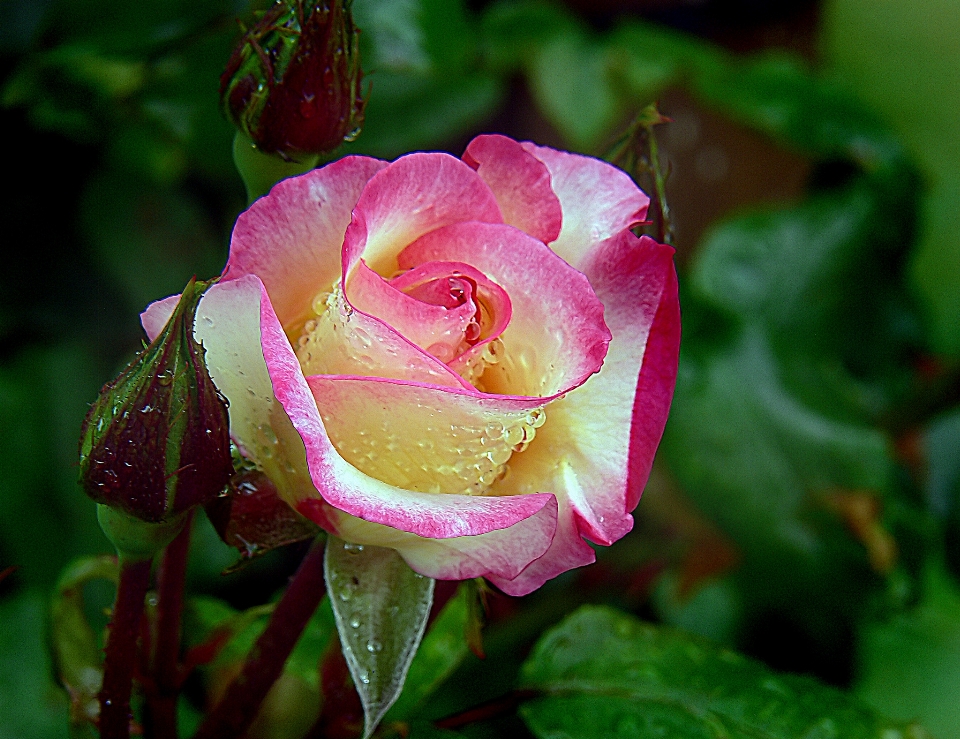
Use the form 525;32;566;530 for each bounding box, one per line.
1;0;960;737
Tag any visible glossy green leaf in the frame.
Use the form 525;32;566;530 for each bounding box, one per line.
387;584;472;721
325;537;434;739
520;606;929;739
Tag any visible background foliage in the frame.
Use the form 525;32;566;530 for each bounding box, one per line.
1;0;959;737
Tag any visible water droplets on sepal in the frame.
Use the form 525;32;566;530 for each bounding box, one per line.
324;536;434;739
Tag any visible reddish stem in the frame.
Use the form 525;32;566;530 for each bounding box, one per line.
192;538;326;739
99;557;153;739
146;512;194;738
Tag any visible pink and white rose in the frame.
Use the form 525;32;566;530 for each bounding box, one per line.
143;134;680;596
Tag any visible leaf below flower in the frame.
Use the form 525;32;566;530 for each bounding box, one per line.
324;536;434;739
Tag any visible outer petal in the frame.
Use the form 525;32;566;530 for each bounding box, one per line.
342;152;503;277
299;498;558;582
487;232;680;596
224;156;388;329
462;134;563;244
521;142;649;268
399;221;610;397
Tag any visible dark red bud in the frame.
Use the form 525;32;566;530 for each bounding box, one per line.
79;278;233;524
220;0;365;162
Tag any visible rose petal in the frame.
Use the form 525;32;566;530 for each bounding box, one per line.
295;280;468;388
224;156;388;329
299;497;557;581
487;501;597;596
347;260;511;365
521;142;649;268
463;134;563;244
259;282;560;541
342;152;503;278
399;221;611;397
306;375;547;496
486;232;680;595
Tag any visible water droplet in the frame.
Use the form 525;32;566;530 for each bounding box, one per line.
365;640;382;653
525;408;546;428
349;616;361;629
158;370;174;386
343;542;364;555
502;425;524;446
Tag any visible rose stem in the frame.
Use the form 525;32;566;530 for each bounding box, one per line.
146;511;194;739
99;556;153;739
192;537;327;739
644;117;673;246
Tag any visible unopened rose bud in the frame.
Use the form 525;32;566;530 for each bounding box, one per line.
79;278;233;540
220;0;365;162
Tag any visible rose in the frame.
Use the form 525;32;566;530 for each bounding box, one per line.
143;134;679;596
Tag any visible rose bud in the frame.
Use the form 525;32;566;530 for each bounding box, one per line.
79;278;233;556
220;0;365;162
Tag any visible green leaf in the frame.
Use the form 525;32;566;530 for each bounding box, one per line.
520;605;929;739
526;27;621;151
386;584;472;721
324;537;434;739
49;556;119;732
857;562;960;739
0;592;70;739
661;322;893;612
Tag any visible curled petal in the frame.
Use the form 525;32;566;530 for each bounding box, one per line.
521;142;649;268
301;498;558;582
295;281;468;388
224;156;387;329
399;222;610;397
259;283;559;541
487;499;597;596
463;134;563;244
342;152;503;278
347;260;511;365
486;233;679;594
